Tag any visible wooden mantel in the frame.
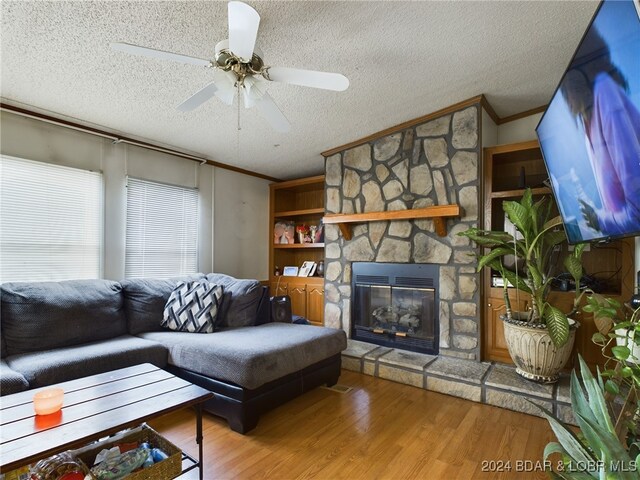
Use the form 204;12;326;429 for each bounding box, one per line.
323;205;462;240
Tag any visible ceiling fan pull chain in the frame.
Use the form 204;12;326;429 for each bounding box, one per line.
237;83;241;131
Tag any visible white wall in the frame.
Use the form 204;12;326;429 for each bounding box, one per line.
0;110;270;280
213;168;270;280
496;113;543;145
481;108;498;148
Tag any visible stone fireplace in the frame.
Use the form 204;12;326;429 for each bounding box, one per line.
323;101;481;361
322;97;576;425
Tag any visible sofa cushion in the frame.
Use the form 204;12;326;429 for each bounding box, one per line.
138;323;347;390
5;335;168;388
162;281;223;333
1;280;127;356
205;273;262;328
121;274;205;335
0;359;30;395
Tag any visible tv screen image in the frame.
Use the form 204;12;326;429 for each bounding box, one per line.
536;0;640;244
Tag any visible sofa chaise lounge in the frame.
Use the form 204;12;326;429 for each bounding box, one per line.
0;273;347;433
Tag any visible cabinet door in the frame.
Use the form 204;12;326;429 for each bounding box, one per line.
289;284;307;318
306;285;324;326
484;296;528;364
270;281;288;297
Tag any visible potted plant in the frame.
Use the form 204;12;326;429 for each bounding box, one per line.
538;355;638;478
459;189;586;383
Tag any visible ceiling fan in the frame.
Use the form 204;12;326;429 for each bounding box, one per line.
111;1;349;133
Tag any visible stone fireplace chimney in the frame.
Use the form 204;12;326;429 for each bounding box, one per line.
323;102;481;361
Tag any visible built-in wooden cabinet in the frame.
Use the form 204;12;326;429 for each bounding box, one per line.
269;277;324;326
484;294;529;365
269;175;325;326
482;140;635;369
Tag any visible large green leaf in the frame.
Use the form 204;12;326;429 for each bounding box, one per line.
543;215;565;231
612;346;631;361
504;200;531;236
500;267;532;294
543;442;594;479
545;305;570;346
544;229;568;247
456;228;514;247
577;356;614;433
564;255;583;285
574;412;636;480
569;370;600;433
528;264;543;289
539;407;596;472
476;247;515;272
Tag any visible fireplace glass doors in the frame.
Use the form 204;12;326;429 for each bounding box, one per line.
352;263;439;355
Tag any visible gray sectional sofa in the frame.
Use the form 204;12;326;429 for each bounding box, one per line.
0;273;347;433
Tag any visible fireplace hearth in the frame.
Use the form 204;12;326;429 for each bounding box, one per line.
352;263;439;355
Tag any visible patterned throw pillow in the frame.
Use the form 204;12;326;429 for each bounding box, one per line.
161;281;223;333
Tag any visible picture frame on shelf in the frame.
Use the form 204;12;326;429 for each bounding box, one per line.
274;221;288;244
298;261;315;277
283;221;295;244
283;266;299;276
314;221;324;243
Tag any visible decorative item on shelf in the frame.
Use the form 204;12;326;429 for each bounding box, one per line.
299;261;315;277
274;265;281;277
315;221;324;243
283;266;299;276
309;225;317;243
283;221;295;244
316;260;324;277
274;221;295;244
295;224;311;244
274;221;287;244
33;388;64;415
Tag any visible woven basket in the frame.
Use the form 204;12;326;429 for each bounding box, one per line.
70;424;182;480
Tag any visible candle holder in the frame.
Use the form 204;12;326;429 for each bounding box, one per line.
33;388;64;415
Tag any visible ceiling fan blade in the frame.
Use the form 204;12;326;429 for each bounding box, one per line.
255;92;290;133
111;42;211;67
177;82;219;112
212;69;238;106
228;1;260;62
265;66;349;92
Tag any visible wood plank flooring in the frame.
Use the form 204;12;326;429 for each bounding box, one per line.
149;370;556;479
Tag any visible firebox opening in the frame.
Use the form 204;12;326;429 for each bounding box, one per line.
352;263;439;355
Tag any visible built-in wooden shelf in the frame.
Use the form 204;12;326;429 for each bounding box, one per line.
273;243;325;249
323;205;462;240
274;208;325;217
490;186;551;199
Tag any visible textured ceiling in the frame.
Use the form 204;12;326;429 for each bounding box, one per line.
1;1;598;180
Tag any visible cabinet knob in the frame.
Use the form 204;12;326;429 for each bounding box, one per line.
487;303;492;307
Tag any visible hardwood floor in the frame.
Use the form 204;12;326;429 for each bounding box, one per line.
149;370;556;479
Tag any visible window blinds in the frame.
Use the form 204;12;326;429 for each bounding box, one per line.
125;177;198;279
0;156;103;282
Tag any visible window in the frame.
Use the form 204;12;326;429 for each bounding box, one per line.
0;155;103;282
125;177;198;278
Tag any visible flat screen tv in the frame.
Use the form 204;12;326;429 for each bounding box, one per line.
536;0;640;244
